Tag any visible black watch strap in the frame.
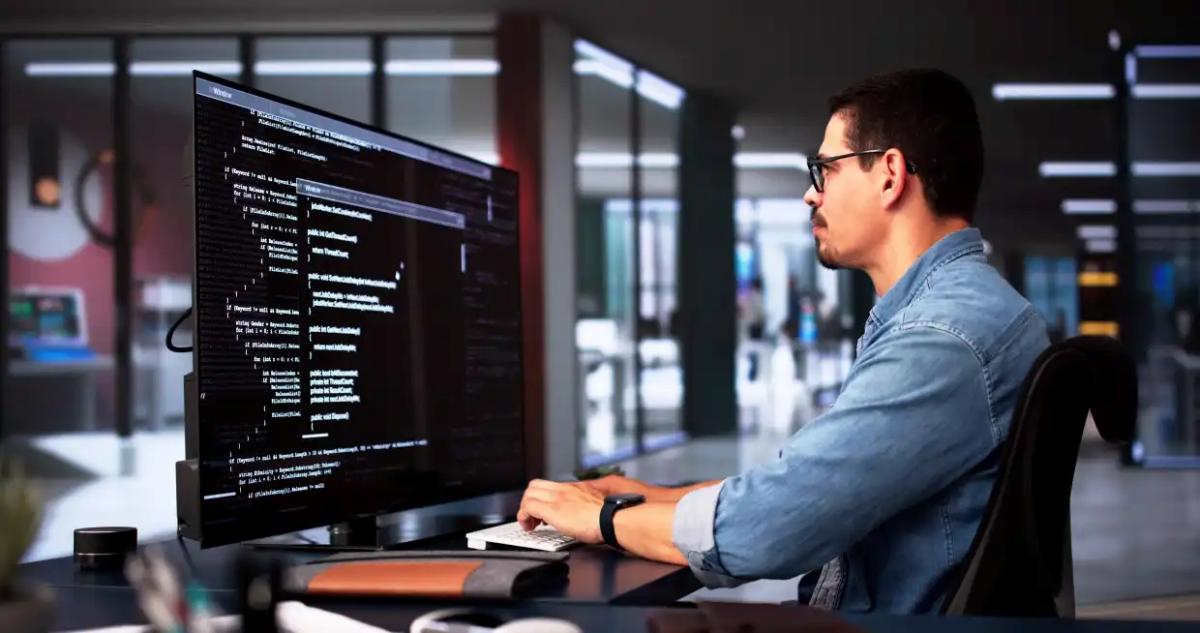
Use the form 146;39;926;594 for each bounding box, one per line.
600;502;621;549
600;494;645;549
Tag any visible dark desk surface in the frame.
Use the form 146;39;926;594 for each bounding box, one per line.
21;494;1200;632
34;584;1200;633
20;531;702;607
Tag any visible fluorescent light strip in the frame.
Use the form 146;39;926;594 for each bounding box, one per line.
1133;162;1200;177
992;83;1115;100
576;152;808;170
1062;199;1116;214
1135;45;1200;59
575;152;679;168
1134;199;1200;214
1062;199;1200;214
574;59;634;89
1077;224;1117;240
25;62;115;76
635;69;684;109
1040;162;1117;177
131;61;242;76
992;79;1200;100
254;60;374;76
1085;240;1117;254
384;59;499;76
734;152;808;170
1133;84;1200;99
573;39;633;74
603;198;680;214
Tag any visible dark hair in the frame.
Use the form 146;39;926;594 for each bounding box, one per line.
828;68;984;222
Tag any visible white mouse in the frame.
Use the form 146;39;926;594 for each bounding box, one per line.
494;618;583;633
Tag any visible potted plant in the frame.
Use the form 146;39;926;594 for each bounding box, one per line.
0;460;52;633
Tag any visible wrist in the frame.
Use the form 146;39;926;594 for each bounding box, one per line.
600;493;646;549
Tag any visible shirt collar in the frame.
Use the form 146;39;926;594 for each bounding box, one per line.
867;227;985;327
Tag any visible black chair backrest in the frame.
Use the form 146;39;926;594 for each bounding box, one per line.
941;336;1137;617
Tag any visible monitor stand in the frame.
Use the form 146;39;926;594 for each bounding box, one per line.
243;512;514;553
245;516;387;552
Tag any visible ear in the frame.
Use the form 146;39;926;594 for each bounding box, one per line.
879;148;909;209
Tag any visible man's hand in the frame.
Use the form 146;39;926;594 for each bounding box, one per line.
517;479;605;544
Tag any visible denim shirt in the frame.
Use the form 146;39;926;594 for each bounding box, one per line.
672;228;1048;614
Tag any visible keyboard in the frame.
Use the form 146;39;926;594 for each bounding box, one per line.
465;522;579;552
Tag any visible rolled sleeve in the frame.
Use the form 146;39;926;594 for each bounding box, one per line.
672;479;745;588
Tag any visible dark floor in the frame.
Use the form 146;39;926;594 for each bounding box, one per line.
616;434;1200;607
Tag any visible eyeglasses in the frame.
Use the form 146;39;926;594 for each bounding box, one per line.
806;150;917;193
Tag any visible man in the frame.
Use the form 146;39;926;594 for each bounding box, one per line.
517;69;1049;614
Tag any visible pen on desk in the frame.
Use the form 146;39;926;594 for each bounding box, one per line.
126;550;185;633
186;580;217;633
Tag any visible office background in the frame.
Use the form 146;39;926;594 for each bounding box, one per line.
1;0;1198;616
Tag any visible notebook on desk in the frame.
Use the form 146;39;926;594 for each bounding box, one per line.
286;550;569;600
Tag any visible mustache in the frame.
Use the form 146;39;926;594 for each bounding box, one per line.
810;207;826;228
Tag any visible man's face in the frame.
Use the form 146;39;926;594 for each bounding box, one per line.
803;113;888;270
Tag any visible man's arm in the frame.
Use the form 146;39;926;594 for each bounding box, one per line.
674;326;996;585
519;326;997;585
515;478;718;565
612;502;687;564
582;474;721;503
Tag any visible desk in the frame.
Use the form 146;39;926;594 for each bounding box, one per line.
32;584;1200;632
20;531;701;607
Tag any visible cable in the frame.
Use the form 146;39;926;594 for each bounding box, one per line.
176;533;200;578
166;307;193;353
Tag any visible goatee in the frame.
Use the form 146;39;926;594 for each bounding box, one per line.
815;239;840;270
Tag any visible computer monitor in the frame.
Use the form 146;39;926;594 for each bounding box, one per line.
191;72;524;547
8;286;87;348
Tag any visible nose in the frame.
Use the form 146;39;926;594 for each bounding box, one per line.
803;184;821;209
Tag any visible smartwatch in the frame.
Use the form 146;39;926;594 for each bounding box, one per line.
599;493;646;550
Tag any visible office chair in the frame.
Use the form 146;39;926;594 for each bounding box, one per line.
941;335;1137;617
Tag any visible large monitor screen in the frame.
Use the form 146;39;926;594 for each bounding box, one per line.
192;72;524;546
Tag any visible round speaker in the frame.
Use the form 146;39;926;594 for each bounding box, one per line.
74;526;137;571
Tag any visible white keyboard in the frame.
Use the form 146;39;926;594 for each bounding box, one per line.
465;522;579;552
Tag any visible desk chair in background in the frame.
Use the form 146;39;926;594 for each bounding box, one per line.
942;335;1137;617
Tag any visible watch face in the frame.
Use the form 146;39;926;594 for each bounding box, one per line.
607;493;646;507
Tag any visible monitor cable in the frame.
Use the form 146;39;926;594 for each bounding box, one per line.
166;307;194;353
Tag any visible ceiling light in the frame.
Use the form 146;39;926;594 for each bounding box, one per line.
1077;224;1117;240
1061;199;1116;214
130;61;242;76
1134;199;1200;214
1039;162;1116;177
573;59;634;89
1132;162;1200;177
254;60;375;76
384;60;499;76
1133;84;1200;99
25;62;115;76
573;39;633;74
635;69;684;110
1135;45;1200;58
734;153;808;170
575;153;679;168
992;83;1114;100
575;152;809;170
